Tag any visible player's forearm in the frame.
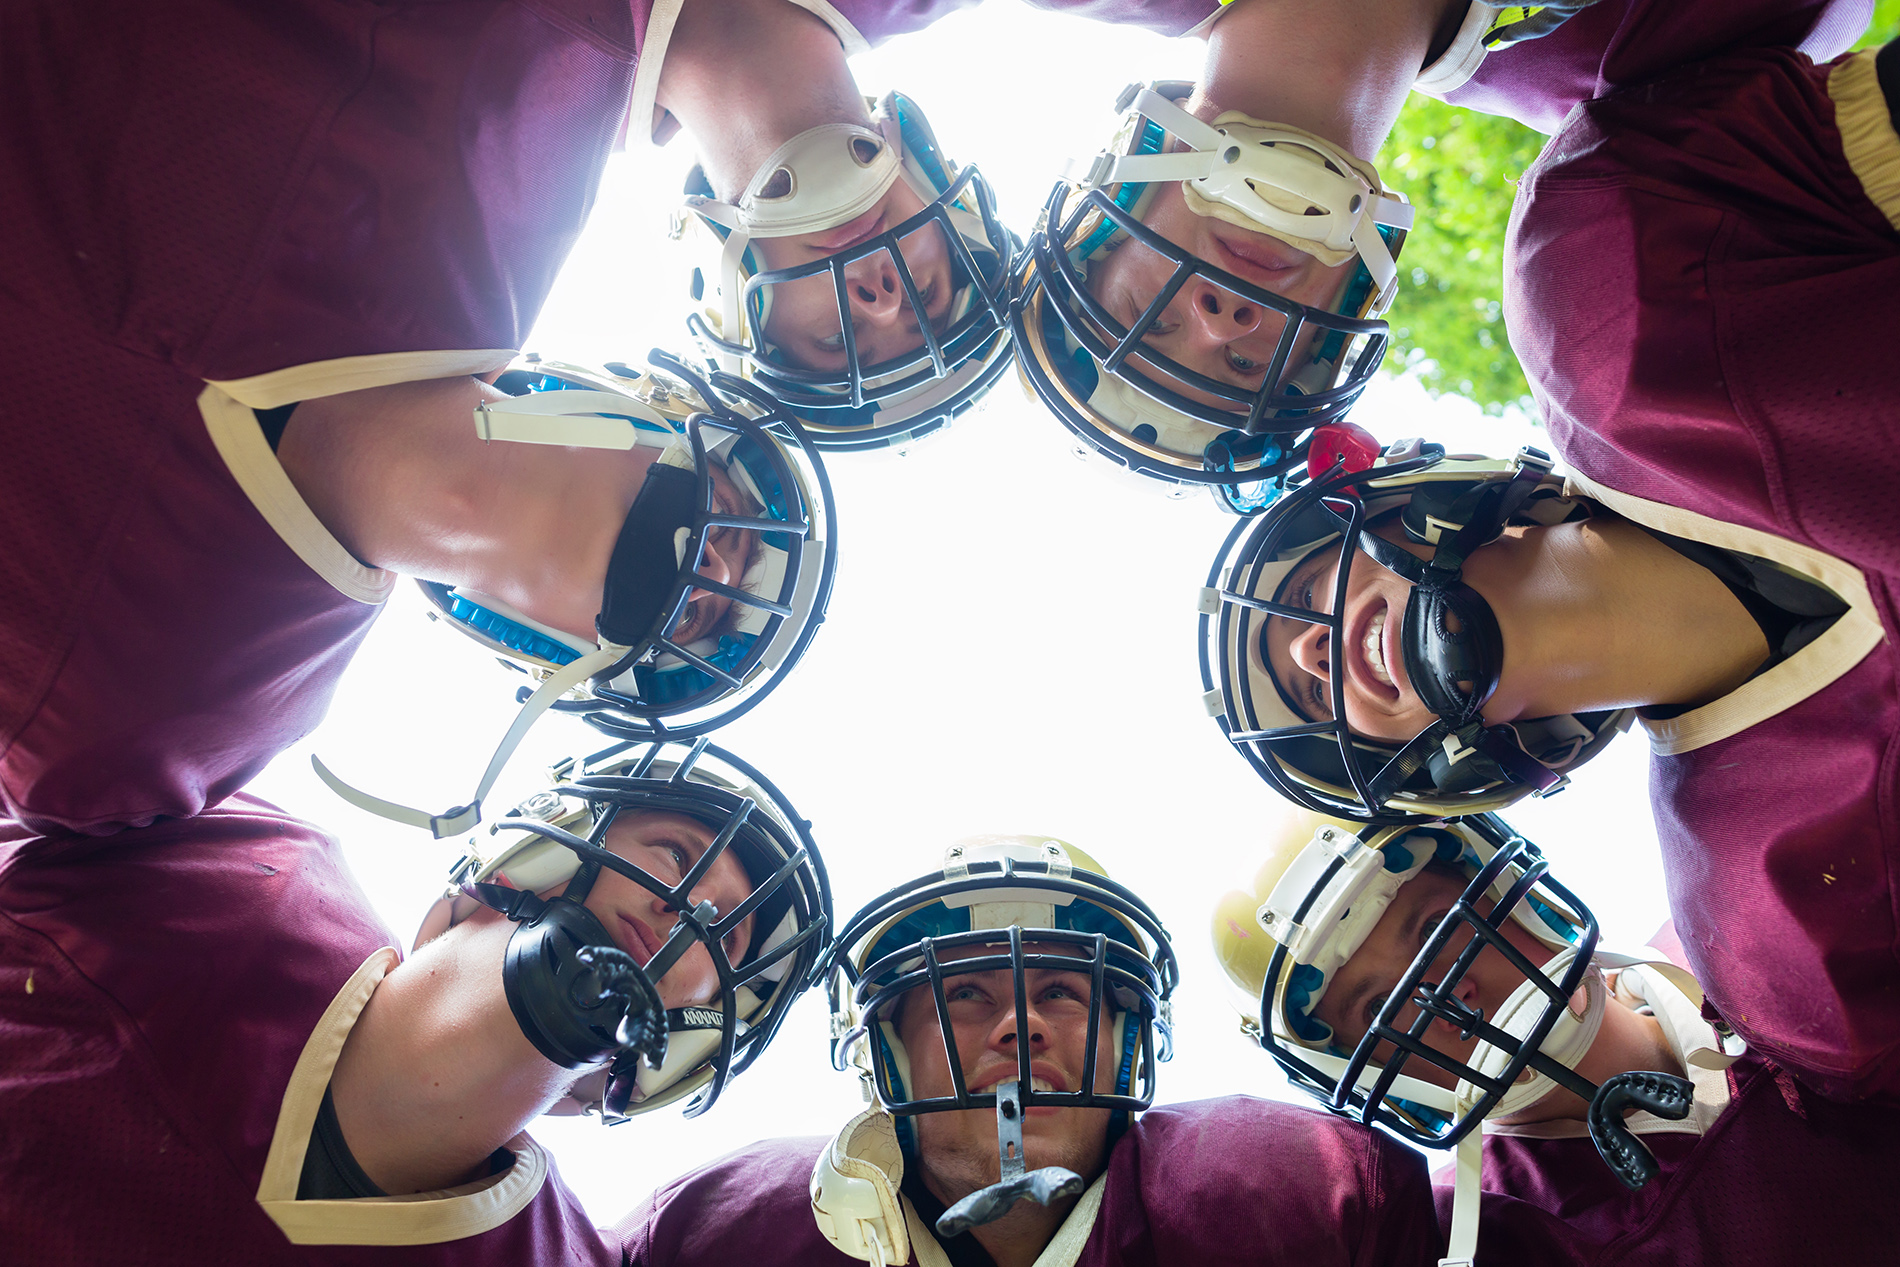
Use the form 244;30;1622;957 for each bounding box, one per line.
328;916;578;1194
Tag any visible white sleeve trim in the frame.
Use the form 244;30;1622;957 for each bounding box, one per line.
255;947;555;1245
1414;0;1493;97
1187;0;1262;39
627;0;867;153
198;386;397;605
206;349;518;410
1564;471;1886;756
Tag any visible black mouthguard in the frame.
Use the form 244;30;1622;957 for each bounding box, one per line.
1588;1071;1695;1190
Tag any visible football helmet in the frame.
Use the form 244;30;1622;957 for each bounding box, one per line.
816;837;1176;1244
1198;436;1631;822
1214;813;1713;1265
1011;81;1413;512
316;350;836;838
414;736;831;1121
677;92;1018;452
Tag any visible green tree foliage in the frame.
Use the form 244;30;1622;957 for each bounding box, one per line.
1855;0;1900;50
1377;0;1896;415
1378;96;1546;415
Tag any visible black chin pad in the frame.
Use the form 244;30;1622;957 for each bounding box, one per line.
1400;581;1504;725
1588;1072;1695;1190
597;462;698;648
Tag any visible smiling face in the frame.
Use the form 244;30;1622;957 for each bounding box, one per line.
1308;865;1572;1094
896;943;1121;1203
552;810;759;1013
752;181;957;376
1254;519;1446;743
1083;184;1356;413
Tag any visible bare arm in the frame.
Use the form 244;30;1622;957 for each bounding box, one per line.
327;907;580;1195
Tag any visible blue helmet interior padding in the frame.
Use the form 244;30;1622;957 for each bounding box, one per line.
1316;222;1405;365
445;592;583;667
865;897;1141;968
1073;120;1166;261
632;632;759;703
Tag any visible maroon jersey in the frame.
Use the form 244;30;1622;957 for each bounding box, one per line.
1444;1056;1900;1265
1430;0;1870;134
0;799;621;1264
1505;47;1900;1100
621;1097;1444;1266
0;0;646;832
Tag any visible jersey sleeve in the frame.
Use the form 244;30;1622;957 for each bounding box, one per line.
1429;0;1873;134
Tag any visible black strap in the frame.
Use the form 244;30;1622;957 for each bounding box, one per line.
597;462;698;647
255;403;298;453
297;1086;388;1200
1877;38;1900;137
296;1085;515;1200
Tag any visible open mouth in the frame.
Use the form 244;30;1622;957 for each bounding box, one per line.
1345;597;1402;703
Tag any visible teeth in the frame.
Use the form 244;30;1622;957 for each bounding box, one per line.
1364;611;1392;685
1029;1077;1056;1093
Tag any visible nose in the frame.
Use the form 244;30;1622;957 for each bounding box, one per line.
986;993;1052;1059
841;250;908;327
1289;621;1333;686
1183;281;1263;345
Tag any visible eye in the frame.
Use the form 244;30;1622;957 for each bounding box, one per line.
1420;910;1452;949
1226;349;1263;376
1362;989;1393;1031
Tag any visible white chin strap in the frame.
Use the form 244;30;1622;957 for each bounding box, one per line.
1079;87;1413;313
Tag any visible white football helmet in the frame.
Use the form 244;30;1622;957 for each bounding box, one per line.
414;737;831;1121
316;351;835;838
1214;812;1722;1266
677;92;1018;452
1198;437;1630;821
1012;82;1413;512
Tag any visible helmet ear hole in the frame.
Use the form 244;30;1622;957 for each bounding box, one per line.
757;168;794;200
849;136;884;166
689;268;704;302
1132;424;1158;444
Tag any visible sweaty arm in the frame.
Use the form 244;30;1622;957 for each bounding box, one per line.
325;909;585;1195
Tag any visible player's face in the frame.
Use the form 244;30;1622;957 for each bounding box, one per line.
578;810;758;1012
1255;524;1440;742
1084;183;1355;413
897;944;1120;1197
668;458;764;646
1310;867;1568;1092
753;181;957;374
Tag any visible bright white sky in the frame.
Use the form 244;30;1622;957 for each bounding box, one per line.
248;1;1671;1226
